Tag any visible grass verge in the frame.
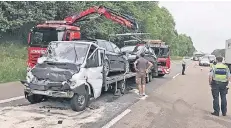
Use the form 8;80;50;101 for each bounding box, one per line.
0;43;27;83
171;56;183;60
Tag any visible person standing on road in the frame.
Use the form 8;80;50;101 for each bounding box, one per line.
209;56;231;116
134;53;153;96
182;57;186;75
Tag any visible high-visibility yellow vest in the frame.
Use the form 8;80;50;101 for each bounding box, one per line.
213;63;229;82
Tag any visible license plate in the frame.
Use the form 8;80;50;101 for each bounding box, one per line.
32;90;50;95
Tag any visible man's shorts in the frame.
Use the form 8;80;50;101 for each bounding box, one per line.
136;72;146;85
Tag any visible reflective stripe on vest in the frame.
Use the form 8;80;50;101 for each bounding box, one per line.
213;63;228;82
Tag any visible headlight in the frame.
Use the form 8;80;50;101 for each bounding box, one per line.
26;71;35;83
65;80;76;87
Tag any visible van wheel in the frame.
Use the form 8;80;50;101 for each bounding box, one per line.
70;91;89;112
25;92;44;104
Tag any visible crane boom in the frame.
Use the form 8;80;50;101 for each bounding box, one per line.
64;6;138;30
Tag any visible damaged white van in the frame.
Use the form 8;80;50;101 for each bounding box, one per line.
21;40;136;111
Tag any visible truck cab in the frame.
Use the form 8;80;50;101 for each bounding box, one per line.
225;39;231;72
146;40;170;76
27;21;81;69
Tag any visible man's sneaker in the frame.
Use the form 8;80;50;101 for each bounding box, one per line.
222;113;226;116
211;112;219;116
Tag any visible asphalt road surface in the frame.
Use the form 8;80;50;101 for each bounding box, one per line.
0;60;188;128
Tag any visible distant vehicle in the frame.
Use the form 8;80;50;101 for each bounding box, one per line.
199;57;210;66
193;56;199;61
183;56;191;60
120;44;158;76
208;55;216;63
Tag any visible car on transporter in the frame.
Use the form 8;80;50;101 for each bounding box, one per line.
93;39;130;76
121;44;158;76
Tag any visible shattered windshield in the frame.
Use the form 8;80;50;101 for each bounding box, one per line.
46;43;89;64
30;28;65;47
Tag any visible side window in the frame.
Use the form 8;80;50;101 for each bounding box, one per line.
110;42;121;53
98;41;106;49
87;45;99;67
105;41;114;52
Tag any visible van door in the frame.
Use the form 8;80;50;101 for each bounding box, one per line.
85;44;103;98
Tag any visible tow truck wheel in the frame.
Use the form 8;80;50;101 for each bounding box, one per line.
119;81;126;94
104;60;110;76
149;73;153;82
146;74;150;83
25;92;44;104
158;74;165;77
70;91;89;112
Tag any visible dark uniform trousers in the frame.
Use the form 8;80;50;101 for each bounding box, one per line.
211;81;228;114
182;64;186;75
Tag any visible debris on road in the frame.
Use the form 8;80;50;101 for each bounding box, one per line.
0;101;105;128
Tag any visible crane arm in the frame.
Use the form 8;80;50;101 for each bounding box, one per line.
64;6;138;31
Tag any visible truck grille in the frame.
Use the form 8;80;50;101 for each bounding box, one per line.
158;62;166;66
30;54;40;66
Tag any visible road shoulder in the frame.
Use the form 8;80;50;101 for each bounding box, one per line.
111;64;231;128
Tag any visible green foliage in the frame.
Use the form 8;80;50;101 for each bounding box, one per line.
0;1;195;56
211;49;225;57
0;43;27;83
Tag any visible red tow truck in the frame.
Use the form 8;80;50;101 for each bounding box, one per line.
27;5;138;70
146;40;171;77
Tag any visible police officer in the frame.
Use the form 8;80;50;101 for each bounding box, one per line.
209;56;231;116
182;57;186;75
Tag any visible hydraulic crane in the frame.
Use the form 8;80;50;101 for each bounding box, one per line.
27;5;139;69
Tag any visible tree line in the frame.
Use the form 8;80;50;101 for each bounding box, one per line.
211;49;225;57
0;1;196;56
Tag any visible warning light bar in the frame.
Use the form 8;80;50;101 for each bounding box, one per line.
45;20;67;24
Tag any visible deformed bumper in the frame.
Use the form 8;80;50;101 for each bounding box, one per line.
24;87;74;98
21;80;86;98
158;66;170;74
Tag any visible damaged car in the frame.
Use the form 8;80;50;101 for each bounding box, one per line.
121;44;158;75
21;41;108;111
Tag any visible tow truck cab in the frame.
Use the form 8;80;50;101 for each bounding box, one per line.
27;21;81;69
147;40;170;76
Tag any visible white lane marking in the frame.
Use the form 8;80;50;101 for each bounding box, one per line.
172;73;180;79
0;96;24;104
102;109;131;128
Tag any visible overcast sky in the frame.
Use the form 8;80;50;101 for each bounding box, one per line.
159;1;231;53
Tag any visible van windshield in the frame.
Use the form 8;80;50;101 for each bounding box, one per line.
46;43;89;64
